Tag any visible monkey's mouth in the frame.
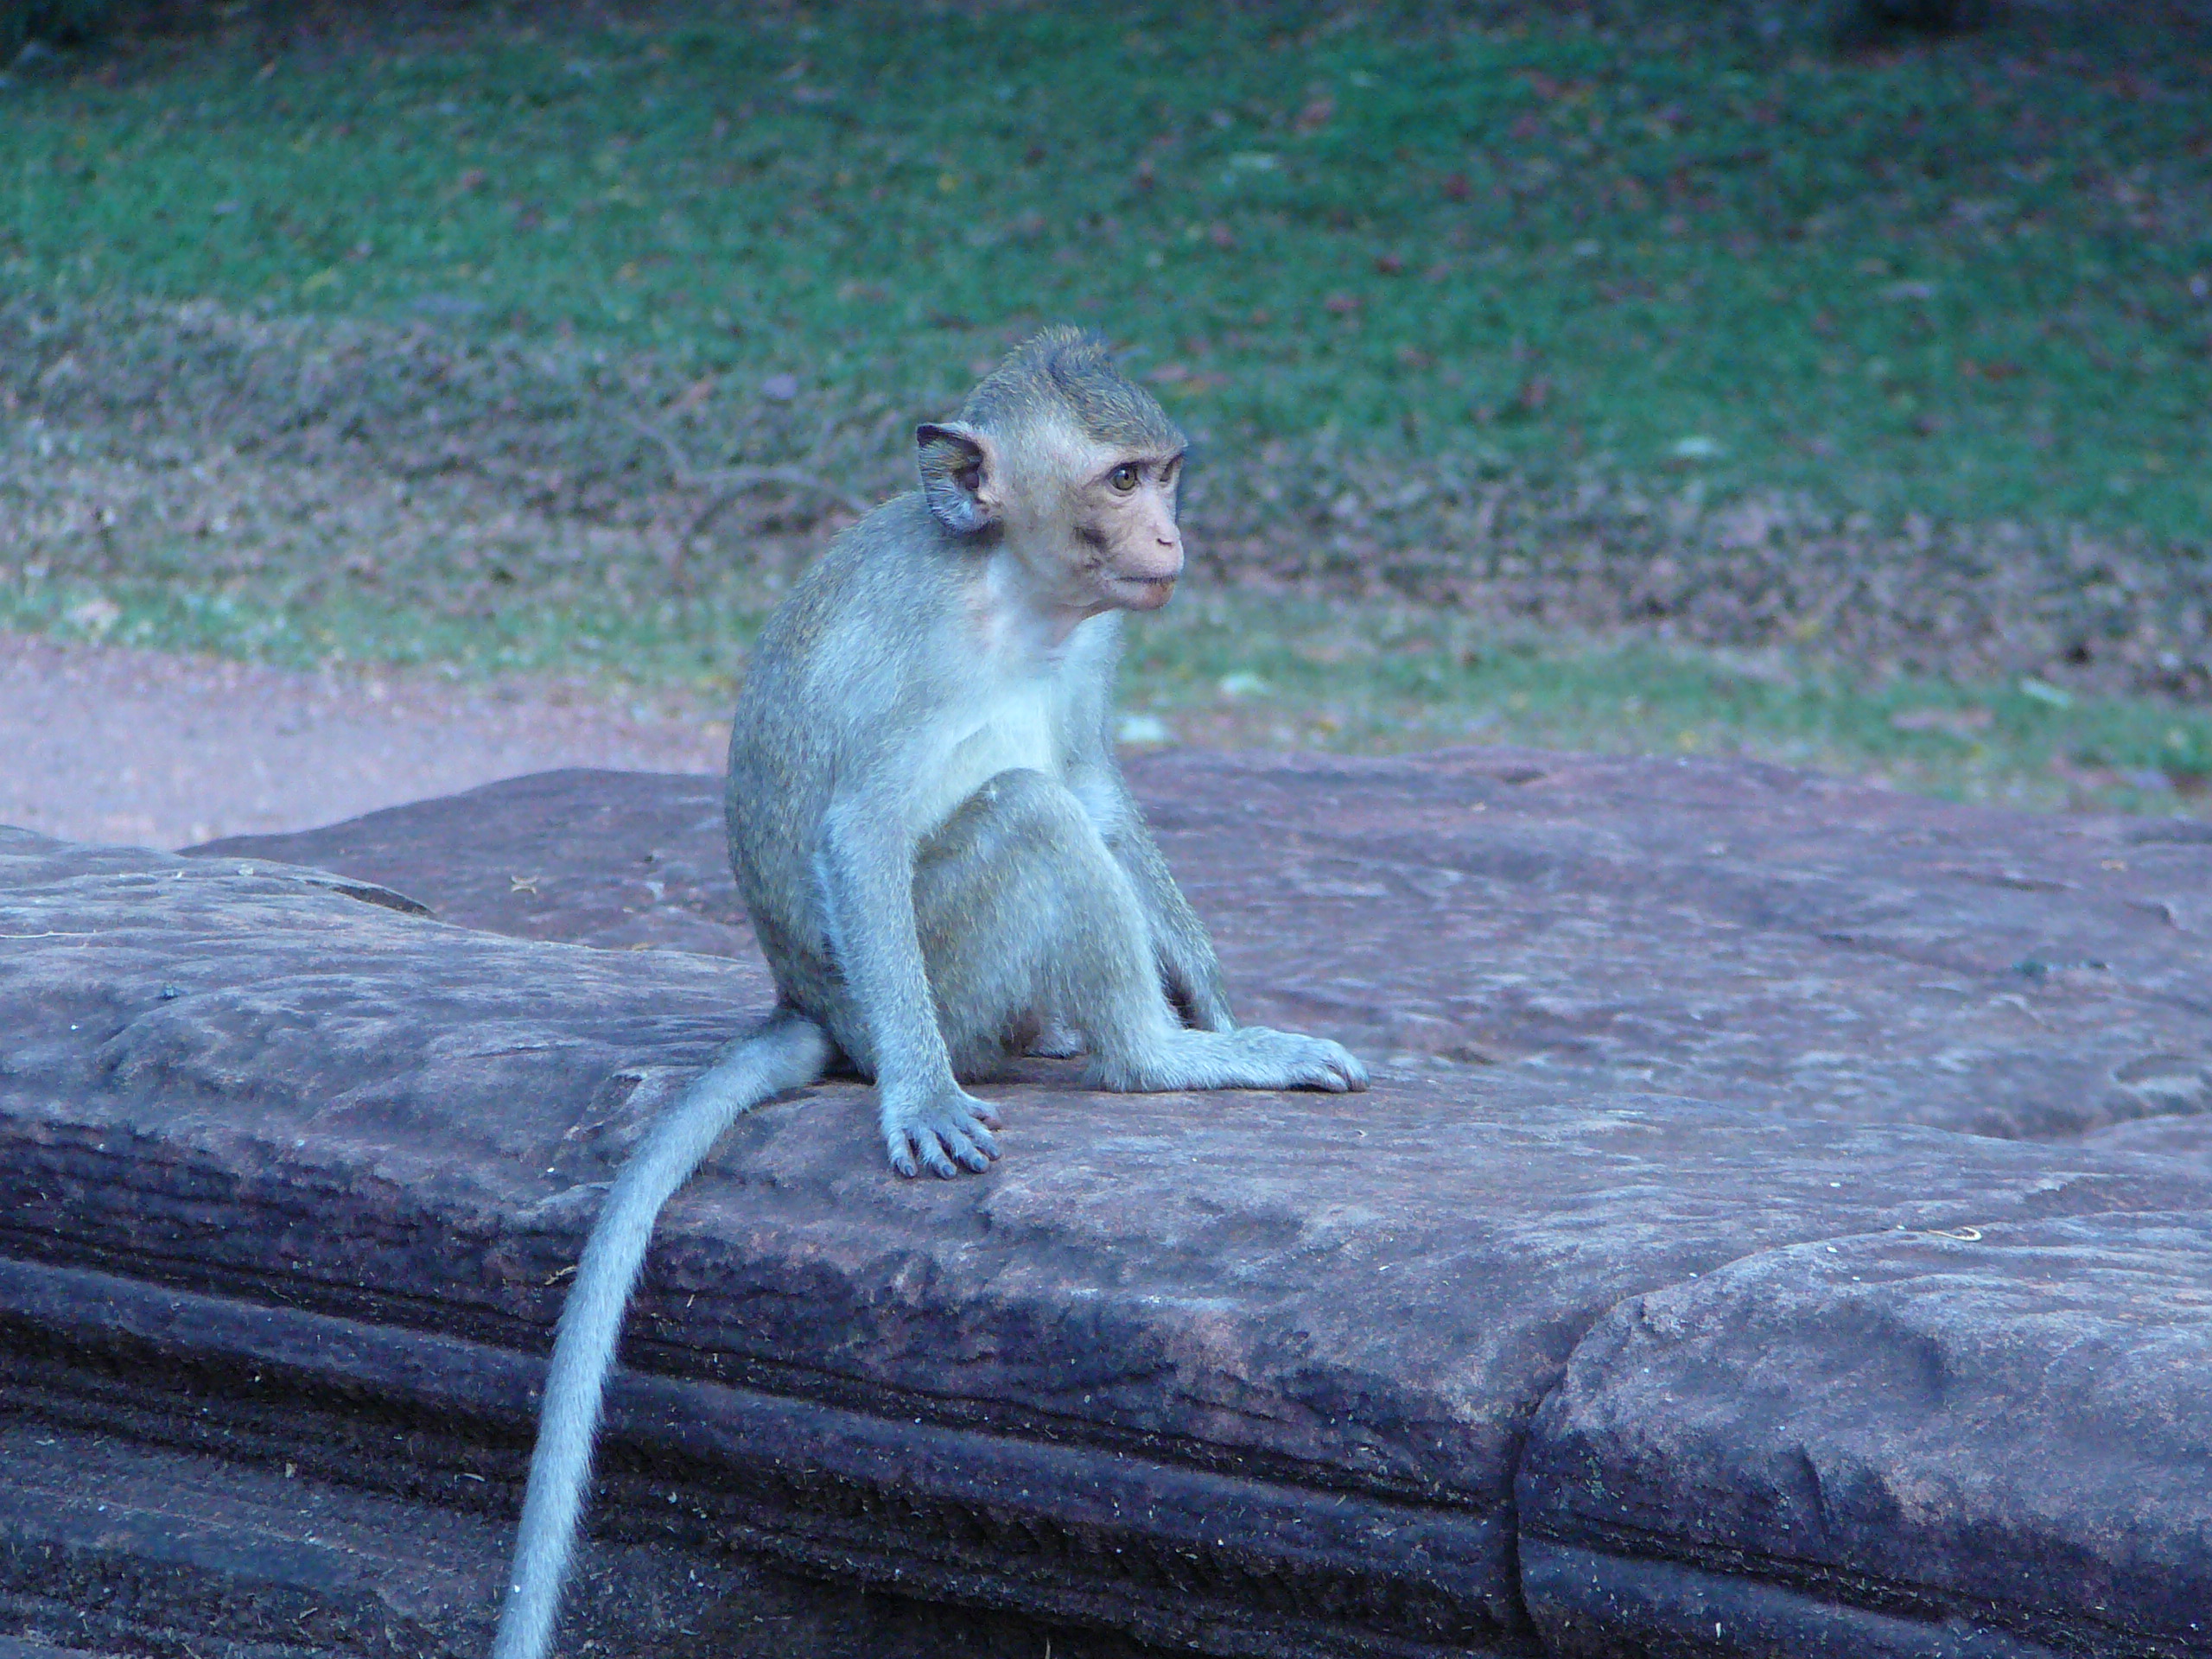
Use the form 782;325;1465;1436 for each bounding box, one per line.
1113;574;1179;610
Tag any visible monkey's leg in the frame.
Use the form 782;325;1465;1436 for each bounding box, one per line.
913;770;1365;1096
911;769;1103;1079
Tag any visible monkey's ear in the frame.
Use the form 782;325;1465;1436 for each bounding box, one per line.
915;422;1000;536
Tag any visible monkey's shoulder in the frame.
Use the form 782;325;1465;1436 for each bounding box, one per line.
764;499;969;653
732;499;989;765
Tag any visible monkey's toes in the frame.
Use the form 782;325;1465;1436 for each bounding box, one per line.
1325;1043;1370;1093
1211;1027;1370;1095
1274;1033;1368;1094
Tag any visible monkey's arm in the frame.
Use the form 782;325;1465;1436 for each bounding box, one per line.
1077;766;1236;1033
817;795;1002;1177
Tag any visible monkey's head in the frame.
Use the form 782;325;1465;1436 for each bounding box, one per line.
916;327;1189;615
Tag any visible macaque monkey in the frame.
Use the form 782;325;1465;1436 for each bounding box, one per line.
492;327;1367;1659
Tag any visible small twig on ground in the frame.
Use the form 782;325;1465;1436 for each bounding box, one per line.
687;466;876;534
618;411;874;531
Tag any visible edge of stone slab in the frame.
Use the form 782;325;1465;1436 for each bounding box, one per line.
3;819;436;916
1520;1540;2081;1659
0;1641;130;1659
0;1251;1522;1659
1516;1213;2212;1659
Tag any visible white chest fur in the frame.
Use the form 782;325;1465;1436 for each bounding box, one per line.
904;604;1115;843
909;680;1065;836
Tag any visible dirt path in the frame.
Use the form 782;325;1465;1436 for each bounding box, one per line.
0;632;728;850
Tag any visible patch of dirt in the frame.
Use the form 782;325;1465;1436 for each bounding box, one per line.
0;631;728;850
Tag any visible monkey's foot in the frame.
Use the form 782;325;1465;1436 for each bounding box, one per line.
1094;1027;1370;1096
1228;1027;1370;1094
882;1085;1003;1179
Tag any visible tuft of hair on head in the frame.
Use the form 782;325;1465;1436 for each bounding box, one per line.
915;326;1186;537
962;326;1185;453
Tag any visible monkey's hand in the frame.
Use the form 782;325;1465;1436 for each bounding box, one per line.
881;1082;1003;1179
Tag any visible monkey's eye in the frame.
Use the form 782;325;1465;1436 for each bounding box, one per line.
1108;463;1141;493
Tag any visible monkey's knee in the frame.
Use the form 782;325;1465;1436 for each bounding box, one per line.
918;768;1102;887
914;768;1154;1060
964;766;1093;842
916;771;1113;950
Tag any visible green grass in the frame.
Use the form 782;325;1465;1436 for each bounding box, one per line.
1122;597;2212;815
10;4;2208;531
2;1;2209;815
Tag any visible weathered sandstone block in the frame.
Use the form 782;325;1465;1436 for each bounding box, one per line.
0;751;2202;1657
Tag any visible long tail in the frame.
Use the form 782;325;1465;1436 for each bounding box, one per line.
491;1013;830;1659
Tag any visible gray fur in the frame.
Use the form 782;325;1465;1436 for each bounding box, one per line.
492;329;1365;1659
958;325;1185;453
490;1015;830;1659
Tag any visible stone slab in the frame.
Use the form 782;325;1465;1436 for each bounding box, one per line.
200;750;2212;1139
0;1356;1132;1659
198;766;762;964
1519;1213;2212;1658
5;800;2212;1656
2080;1111;2212;1165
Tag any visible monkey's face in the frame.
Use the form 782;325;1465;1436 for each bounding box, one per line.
1004;412;1185;616
917;411;1187;620
1065;446;1185;613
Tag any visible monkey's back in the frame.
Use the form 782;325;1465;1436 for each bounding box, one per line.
722;493;975;1018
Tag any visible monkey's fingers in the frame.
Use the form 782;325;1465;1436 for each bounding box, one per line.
908;1122;999;1179
886;1095;1002;1179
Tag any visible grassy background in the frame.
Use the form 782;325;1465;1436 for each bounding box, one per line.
3;0;2209;812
